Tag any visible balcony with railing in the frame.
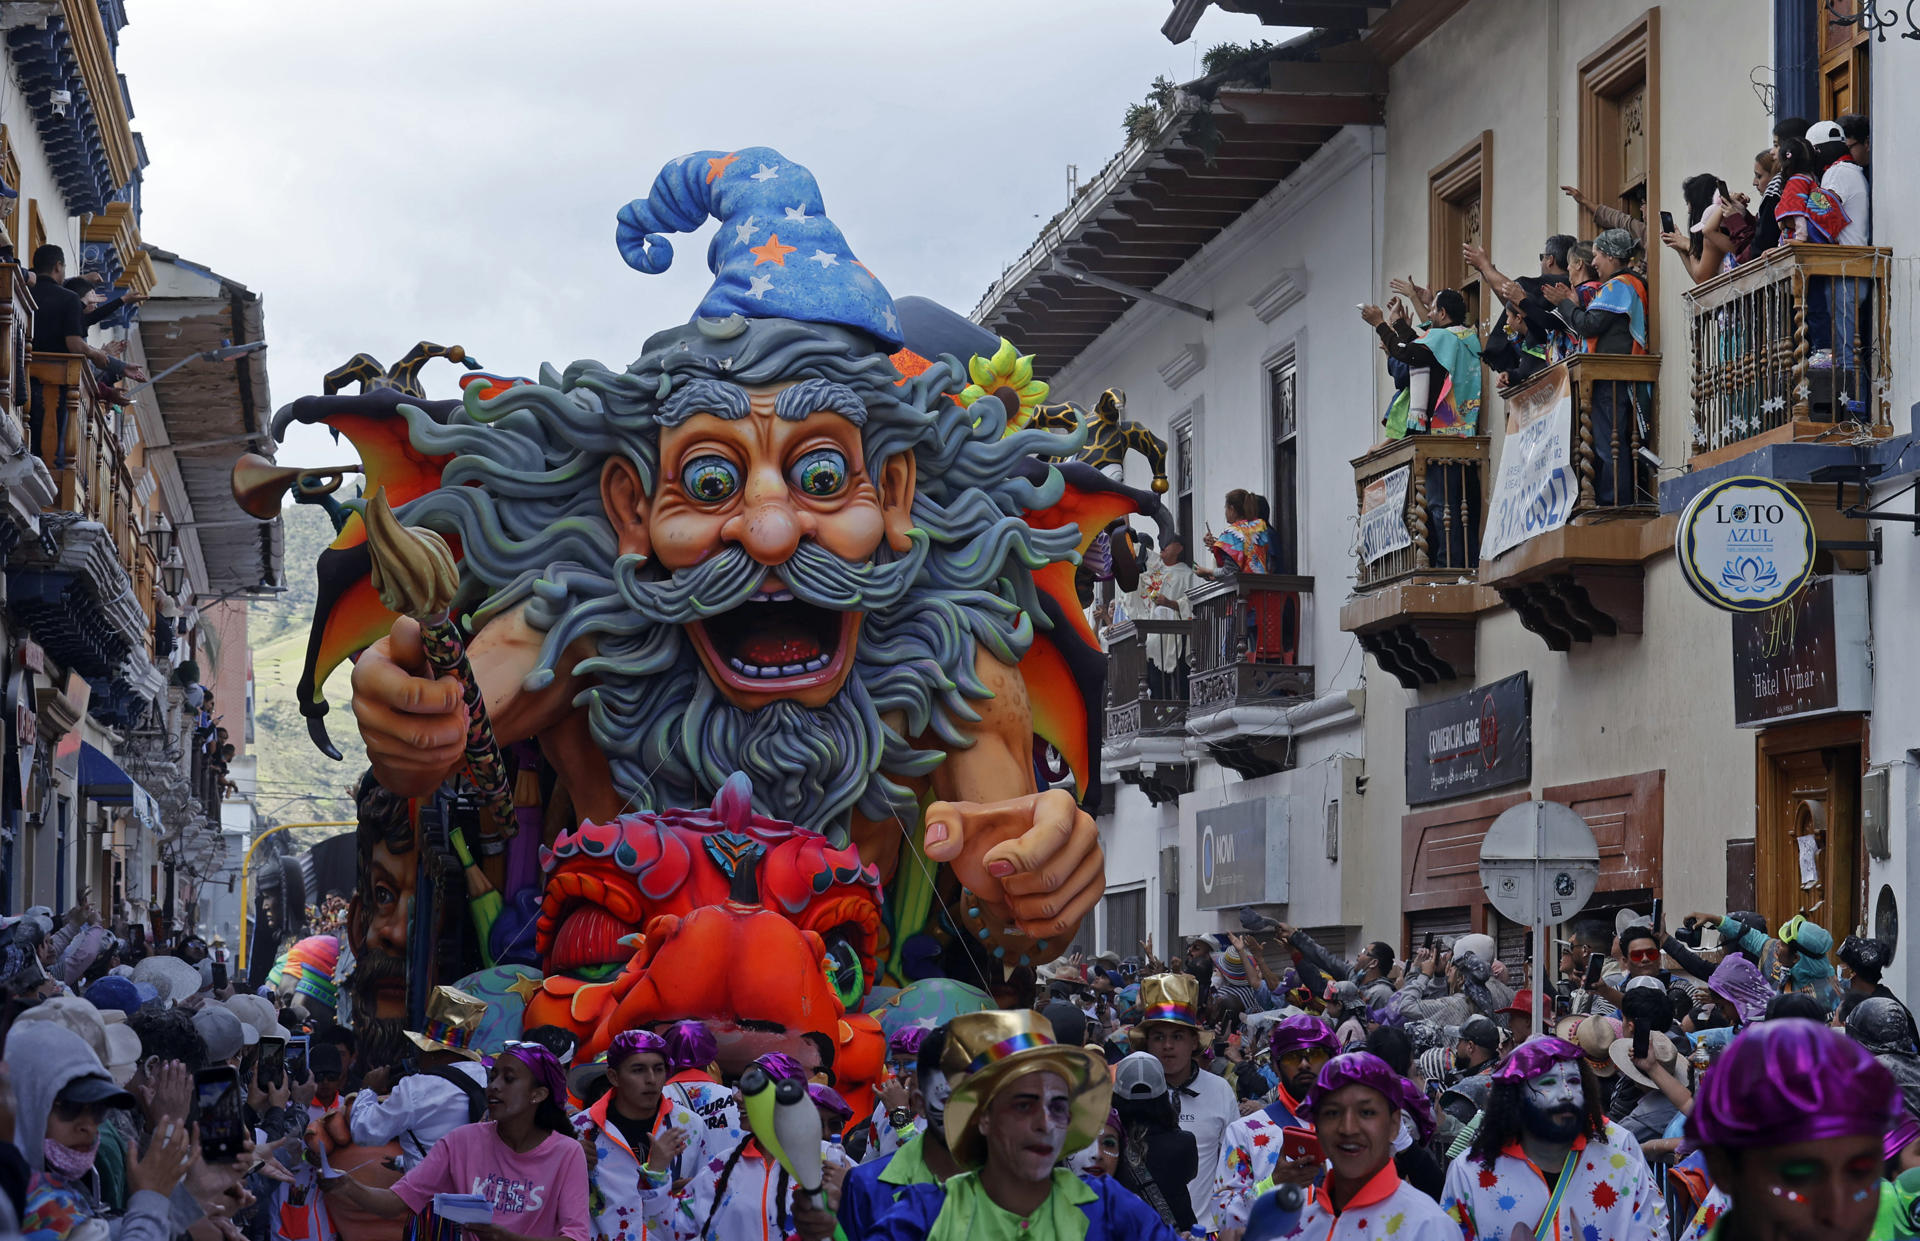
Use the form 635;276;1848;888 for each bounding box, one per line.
1686;243;1893;464
1101;616;1197;805
1340;434;1497;688
0;264;53;531
1477;352;1670;651
1186;573;1314;777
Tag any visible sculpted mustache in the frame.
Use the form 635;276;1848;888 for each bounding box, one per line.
613;535;929;625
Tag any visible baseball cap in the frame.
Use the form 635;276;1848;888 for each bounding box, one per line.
1459;1014;1501;1052
1806;120;1846;147
193;1006;247;1062
1115;1050;1169;1100
57;1072;135;1110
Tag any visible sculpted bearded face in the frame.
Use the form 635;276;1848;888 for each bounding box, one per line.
599;379;916;712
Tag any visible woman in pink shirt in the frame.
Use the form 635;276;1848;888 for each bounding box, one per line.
321;1043;592;1241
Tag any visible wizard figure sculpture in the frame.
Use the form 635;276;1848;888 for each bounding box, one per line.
276;147;1160;1079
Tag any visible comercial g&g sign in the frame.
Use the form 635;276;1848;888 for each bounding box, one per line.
1675;476;1816;612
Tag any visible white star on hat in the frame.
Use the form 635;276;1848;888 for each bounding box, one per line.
747;274;775;300
882;308;899;333
734;215;758;245
809;250;838;267
750;164;780;182
785;205;811;222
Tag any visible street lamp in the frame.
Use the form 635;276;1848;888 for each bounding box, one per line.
147;514;174;564
122;341;268;399
161;549;186;598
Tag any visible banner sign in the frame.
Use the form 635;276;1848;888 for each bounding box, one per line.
1481;367;1575;560
1359;465;1413;564
1405;672;1532;807
1676;476;1816;612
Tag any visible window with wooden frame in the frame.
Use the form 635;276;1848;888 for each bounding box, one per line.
1578;11;1660;337
0;127;17;245
1267;356;1299;575
24;199;45;268
1821;10;1868;122
1172;413;1195;552
1428;133;1489;332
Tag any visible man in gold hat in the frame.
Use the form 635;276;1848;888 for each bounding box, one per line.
1130;973;1237;1232
869;1009;1181;1240
344;985;490;1168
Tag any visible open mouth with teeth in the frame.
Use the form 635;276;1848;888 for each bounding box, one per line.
687;587;858;695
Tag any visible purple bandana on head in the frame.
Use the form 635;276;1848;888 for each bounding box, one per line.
1304;1051;1437;1143
663;1021;717;1073
809;1083;853;1125
500;1042;567;1109
1887;1114;1920;1163
609;1030;669;1068
1269;1013;1340;1061
755;1051;807;1083
1690;1019;1900;1150
1494;1036;1582;1083
1708;954;1771;1025
888;1025;931;1061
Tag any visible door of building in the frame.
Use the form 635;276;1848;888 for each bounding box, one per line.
1757;719;1865;940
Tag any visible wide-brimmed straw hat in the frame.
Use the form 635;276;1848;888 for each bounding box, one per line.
1126;973;1213;1050
404;986;487;1061
941;1009;1110;1168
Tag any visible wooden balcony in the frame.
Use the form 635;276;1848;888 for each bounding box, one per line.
29;354;137;539
1341;434;1498;688
1479;353;1666;651
1685;243;1893;465
1102;616;1196;806
1187;573;1313;777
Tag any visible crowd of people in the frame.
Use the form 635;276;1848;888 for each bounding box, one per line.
1356;110;1874;507
6;895;1919;1240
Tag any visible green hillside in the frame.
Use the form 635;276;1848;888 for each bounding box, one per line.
248;501;368;839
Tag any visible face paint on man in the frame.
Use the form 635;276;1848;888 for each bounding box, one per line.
1521;1065;1586;1142
921;1068;951;1133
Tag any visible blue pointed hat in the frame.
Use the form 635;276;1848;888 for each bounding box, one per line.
616;146;903;350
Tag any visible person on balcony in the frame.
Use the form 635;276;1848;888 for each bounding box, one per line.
1199;489;1271;577
1359;287;1483;437
26;246;147;463
1662;174;1754;284
1809;119;1872;405
1466;236;1573;391
1138;535;1195;700
1543;229;1649;506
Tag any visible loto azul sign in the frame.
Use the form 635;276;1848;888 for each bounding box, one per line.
1675;476;1816;612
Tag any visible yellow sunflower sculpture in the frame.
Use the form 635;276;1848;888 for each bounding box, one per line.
956;338;1051;436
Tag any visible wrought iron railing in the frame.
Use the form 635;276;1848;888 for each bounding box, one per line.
1685;243;1892;455
1103;616;1197;743
1188;574;1313;713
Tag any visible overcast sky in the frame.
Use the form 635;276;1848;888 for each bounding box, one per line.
118;1;1275;467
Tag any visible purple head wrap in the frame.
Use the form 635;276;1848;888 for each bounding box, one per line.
1493;1036;1582;1082
1691;1019;1898;1149
1886;1113;1920;1164
500;1042;568;1110
755;1051;807;1083
662;1021;717;1073
1707;954;1771;1025
888;1025;931;1061
1303;1051;1436;1143
608;1030;669;1068
1269;1013;1339;1061
808;1083;853;1125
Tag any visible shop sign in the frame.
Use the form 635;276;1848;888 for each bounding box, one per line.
1481;367;1575;560
1194;796;1289;909
1359;465;1412;564
1676;476;1816;612
1405;672;1532;807
1732;574;1870;727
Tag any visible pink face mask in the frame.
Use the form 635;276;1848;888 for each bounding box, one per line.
43;1137;98;1179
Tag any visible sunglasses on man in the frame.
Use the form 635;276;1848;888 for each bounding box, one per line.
1627;946;1661;964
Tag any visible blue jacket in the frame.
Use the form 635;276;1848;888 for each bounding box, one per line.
838;1137;934;1241
867;1174;1182;1241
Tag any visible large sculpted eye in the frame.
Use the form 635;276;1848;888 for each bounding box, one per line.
788;448;849;498
684;456;740;503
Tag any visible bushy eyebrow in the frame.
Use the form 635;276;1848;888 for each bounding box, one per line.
657;378;752;427
774;378;867;426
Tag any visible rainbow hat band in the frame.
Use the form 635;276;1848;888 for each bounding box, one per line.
1140;1002;1199;1025
967;1029;1056;1074
403;985;488;1062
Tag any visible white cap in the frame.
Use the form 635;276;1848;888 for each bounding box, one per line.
1806;120;1846;147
